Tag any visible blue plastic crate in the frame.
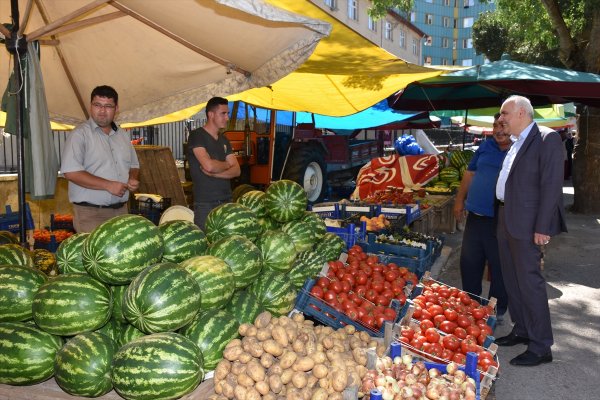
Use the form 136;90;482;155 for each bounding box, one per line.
360;233;433;259
342;203;378;219
377;203;421;224
294;278;406;338
33;236;60;253
377;253;432;279
0;204;34;234
326;221;367;249
309;202;342;219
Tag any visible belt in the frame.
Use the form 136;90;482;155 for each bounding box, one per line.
469;212;493;219
74;201;127;209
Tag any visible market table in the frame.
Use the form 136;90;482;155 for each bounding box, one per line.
410;194;456;235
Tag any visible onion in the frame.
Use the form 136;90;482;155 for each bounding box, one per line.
393;355;402;365
383;368;395;378
428;368;440;379
445;362;458;375
400;386;414;398
376;374;387;387
382;387;395;400
411;383;424;398
360;378;376;394
464;387;477;400
402;354;413;366
425;385;440;399
453;370;466;385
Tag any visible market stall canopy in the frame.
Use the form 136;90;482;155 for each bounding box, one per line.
0;0;331;126
0;110;72;130
388;56;600;111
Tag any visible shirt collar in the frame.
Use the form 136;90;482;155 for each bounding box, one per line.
512;121;535;142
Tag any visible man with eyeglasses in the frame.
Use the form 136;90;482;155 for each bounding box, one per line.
61;85;140;232
453;113;511;322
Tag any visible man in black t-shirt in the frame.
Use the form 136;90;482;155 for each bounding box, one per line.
187;97;240;228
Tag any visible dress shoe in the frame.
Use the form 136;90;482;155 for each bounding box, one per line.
509;350;552;366
494;332;530;346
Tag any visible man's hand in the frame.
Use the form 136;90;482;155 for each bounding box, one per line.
127;178;140;192
106;181;128;197
534;232;551;246
453;203;467;222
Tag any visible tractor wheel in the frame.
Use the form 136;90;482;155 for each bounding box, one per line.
283;146;328;203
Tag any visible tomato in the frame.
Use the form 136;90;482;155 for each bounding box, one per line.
419;309;433;322
337;292;348;304
466;325;481;338
442;334;460;351
454;327;468;339
309;285;324;299
365;289;377;302
360;313;375;328
339;280;351;293
477;333;488;345
456;315;472;328
354;285;367;296
478;350;494;361
410;336;427;350
355;272;368;285
460;337;479;354
374;314;386;329
425;293;439;305
316;277;329;288
341;274;355;288
471;307;486;320
384;270;399;282
476;318;489;329
433;314;446;328
438;320;457;334
452;352;467;365
437;287;451;299
323;290;337;303
375;295;389;306
371;280;384;293
383;307;397;321
400;326;415;340
398;336;410;344
420;319;435;331
387;262;399;271
480;324;493;336
478;357;495;372
427;304;444;317
356;306;367;320
345;305;358;320
428;342;444;358
424;327;441;344
441;348;455;361
444;308;458;321
326;270;336;279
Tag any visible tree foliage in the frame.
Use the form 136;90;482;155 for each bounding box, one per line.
368;0;413;20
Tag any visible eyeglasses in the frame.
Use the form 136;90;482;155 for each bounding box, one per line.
92;103;116;110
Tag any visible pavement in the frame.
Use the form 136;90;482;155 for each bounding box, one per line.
429;180;600;400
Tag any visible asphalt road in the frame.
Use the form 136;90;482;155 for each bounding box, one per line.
431;181;600;400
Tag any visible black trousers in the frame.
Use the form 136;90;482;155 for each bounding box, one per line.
460;212;509;315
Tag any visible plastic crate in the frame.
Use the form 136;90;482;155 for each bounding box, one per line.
50;214;74;232
326;221;367;249
294;278;406;338
376;203;421;224
360;233;433;259
309;202;342;219
130;197;172;225
357;236;433;278
34;236;60;252
0;204;34;234
342;203;379;219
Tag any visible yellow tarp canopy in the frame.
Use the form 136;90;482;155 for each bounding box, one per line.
123;0;445;128
0;111;73;131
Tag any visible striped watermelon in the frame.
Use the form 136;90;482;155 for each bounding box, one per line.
257;230;297;273
281;219;318;252
459;164;467;179
315;232;346;262
439;166;460;183
95;317;123;344
204;203;261;243
111;332;204;400
54;331;116;397
208;235;262;289
32;273;112;336
55;232;89;274
0;322;63;385
179;309;240;370
250;271;297;316
0;230;19;245
237;190;267;218
289;249;327;289
264;179;308;223
0;265;47;322
117;322;146;348
231;183;256;202
226;290;265;324
0;243;34;268
450;149;475;169
301;211;327;240
111;284;129;323
122;262;201;334
257;215;280;232
82;214;164;285
180;255;235;312
159;220;208;263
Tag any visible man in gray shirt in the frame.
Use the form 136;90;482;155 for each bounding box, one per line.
61;85;140;233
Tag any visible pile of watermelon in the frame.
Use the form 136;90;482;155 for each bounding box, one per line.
429;149;474;192
0;180;346;398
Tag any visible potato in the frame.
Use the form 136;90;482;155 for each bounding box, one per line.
358;331;370;342
246;360;266;382
356;364;368;379
329;392;343;400
269;374;283;394
280;368;294;385
238;323;253;337
223;345;243;361
269;362;283;376
254;311;272;329
291;339;305;354
237;372;255;388
256;327;272;341
352;347;367;366
308;351;327;364
318;377;329;389
226;338;242;349
221;382;235;399
233;385;247;400
263;339;284;356
306;374;318;389
331;369;348;392
311;388;329;400
255;380;270;395
348;370;361;387
343;324;356;335
279;351;298;370
245;388;261;400
285;388;303;400
247;342;264;358
292;356;314;372
291;312;304;323
321;336;334;350
312;364;328;379
291;371;307;389
214;379;224;394
260;352;275;369
231;361;246;376
375;342;386;357
271;325;290;347
263;394;277;400
226;373;239;387
215;359;231;381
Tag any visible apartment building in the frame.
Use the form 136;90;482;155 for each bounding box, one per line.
310;0;426;65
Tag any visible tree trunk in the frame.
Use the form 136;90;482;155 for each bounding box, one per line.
572;105;600;213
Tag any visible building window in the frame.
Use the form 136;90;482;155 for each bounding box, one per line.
324;0;337;10
426;0;433;3
444;0;452;6
384;21;393;40
463;17;474;28
453;39;457;49
462;59;473;66
464;0;474;6
368;16;377;31
348;0;358;21
442;58;449;66
412;39;418;55
425;13;434;24
442;37;449;48
454;18;458;28
442;17;451;28
399;30;406;48
410;12;416;22
462;38;473;48
425;36;433;46
425;56;433;65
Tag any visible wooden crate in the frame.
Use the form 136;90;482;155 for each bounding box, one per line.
409;206;435;235
430;195;456;234
134;145;186;206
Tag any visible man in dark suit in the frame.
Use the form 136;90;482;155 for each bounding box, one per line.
494;95;567;366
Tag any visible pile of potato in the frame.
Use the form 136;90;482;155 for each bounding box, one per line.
208;311;386;400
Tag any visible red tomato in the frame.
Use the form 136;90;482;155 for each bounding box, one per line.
429;342;444;358
337;292;348;304
441;348;455;361
420;309;433;322
454;327;468;339
476;318;489;329
374;314;386;329
444;308;458;321
480;324;493;336
433;314;447;328
460;337;479;354
477;333;488;345
371;280;384;293
341;274;355;288
452;352;467;365
398;336;410;344
424;327;441;343
442;334;460;351
427;304;444;317
365;289;377;302
385;270;399;282
340;280;351;293
438;320;457;334
345;305;358;320
316;277;329;288
360;313;375;328
478;357;495;372
383;307;397;321
412;307;423;320
310;286;324;299
466;325;481;338
420;319;435;331
323;290;337;303
387;262;399;271
456;315;472;328
400;326;415;340
410;336;427;350
375;295;389;306
471;307;486;320
354;285;367;296
395;292;407;305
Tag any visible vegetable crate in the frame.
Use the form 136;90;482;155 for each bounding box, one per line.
326;221;367;249
308;202;343;219
294;278;406;338
376;203;421;224
343;204;380;219
50;214;74;232
357;236;433;278
33;236;60;252
129;197;172;225
0;204;34;234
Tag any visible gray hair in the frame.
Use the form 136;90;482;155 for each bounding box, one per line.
505;95;534;119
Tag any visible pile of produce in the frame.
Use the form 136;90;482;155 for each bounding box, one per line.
359;214;391;232
32;229;73;244
374;229;442;251
208;311;387;400
0;180;349;399
362;188;424;205
427;150;474;194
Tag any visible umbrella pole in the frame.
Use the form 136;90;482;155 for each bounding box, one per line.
462;109;469;150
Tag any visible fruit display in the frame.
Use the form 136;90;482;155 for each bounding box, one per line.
0;243;34;268
374;230;442;251
32;248;59;276
0;230;19;245
180;255;236;312
264;179;308;223
33;228;73;246
0;265;46;322
360;214;391;232
205;202;262;243
158;219;208;263
55;232;89;274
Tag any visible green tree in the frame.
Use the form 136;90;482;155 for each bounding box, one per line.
368;0;413;19
472;0;600;213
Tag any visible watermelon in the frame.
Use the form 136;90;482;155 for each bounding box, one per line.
226;290;265;324
459;164;467;179
204;202;261;243
449;181;462;190
0;265;47;322
82;214;164;285
111;284;129;323
32;273;112;336
264;179;308;223
250;271;297;316
111;332;204;400
55;232;89;274
257;230;297;273
437;152;449;169
180;255;235;312
0;322;63;385
118;323;146;348
315;232;346;262
0;230;19;245
439;166;460;183
0;243;34;268
179;309;240;370
301;211;327;240
95;317;123;344
450;149;475;169
289;249;327;289
54;331;116;397
208;235;262;289
231;183;256;202
123;262;201;334
257;216;280;231
281;219;318;252
237;190;267;218
159;220;208;263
